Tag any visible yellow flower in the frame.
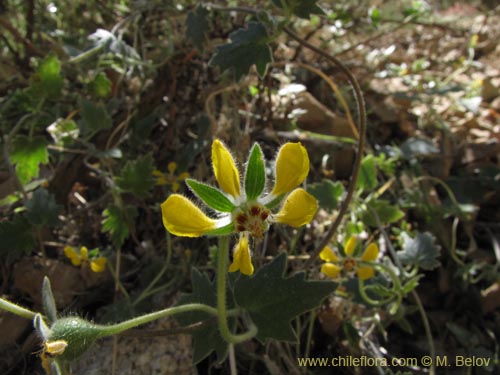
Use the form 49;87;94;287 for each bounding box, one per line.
160;139;318;275
271;142;309;197
153;161;189;192
64;246;107;273
320;237;379;281
228;233;253;275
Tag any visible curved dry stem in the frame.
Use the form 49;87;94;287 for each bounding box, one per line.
282;27;367;269
271;61;359;139
204;84;242;133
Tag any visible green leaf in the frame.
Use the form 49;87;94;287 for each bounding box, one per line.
25;188;60;227
359;199;404;227
0;216;34;259
234;253;336;342
10;135;49;184
186;179;235;212
175;269;233;364
357;155;378;191
209;21;273;80
244;143;266;201
88;72;112;98
206;223;235;236
271;0;325;19
307;180;344;210
186;5;209;51
101;205;138;247
80;98;112;133
30;55;63;99
42;277;58;323
397;232;441;271
116;154;155;198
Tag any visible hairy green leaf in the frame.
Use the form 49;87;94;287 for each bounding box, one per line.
117;154;155;198
307;180;344;210
357;155;378;191
175;269;233;364
80;98;112;133
88;72;112;98
209;21;272;80
0;216;35;259
10;136;49;184
186;5;209;51
186;179;235;212
244;143;266;200
26;188;60;227
101;205;138;247
30;55;63;99
234;253;336;342
397;232;441;271
360;199;404;227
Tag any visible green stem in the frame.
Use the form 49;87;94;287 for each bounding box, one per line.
0;297;37;320
96;303;220;336
217;236;258;344
411;290;436;375
358;262;402;308
133;232;173;306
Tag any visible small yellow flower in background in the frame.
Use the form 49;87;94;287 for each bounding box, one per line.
161;139;318;276
153;161;189;192
320;237;379;281
64;246;107;273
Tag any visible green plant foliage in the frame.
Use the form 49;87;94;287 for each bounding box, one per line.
186;179;235;212
116;154;155;198
88;72;112;98
244;143;266;200
397;232;441;271
29;55;63;99
307;179;344;210
79;98;112;134
234;253;336;342
357;154;378;191
25;188;60;227
101;205;138;247
0;216;35;258
175;269;233;364
186;5;209;51
360;199;405;227
10;135;49;184
271;0;325;19
209;21;272;80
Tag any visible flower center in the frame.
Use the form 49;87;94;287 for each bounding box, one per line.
343;258;357;272
234;204;270;239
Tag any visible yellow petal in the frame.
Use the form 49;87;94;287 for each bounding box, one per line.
228;235;254;275
271;142;310;196
356;266;375;280
161;194;216;237
212;139;241;198
172;182;180;193
80;246;88;261
167;161;177;174
344;237;357;256
178;172;190;181
64;246;81;266
90;257;107;273
361;243;379;262
321;263;341;279
274;188;317;227
319;246;338;262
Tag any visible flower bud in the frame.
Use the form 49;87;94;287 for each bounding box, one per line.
48;317;102;361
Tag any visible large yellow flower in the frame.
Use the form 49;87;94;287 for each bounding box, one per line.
160;139;318;275
320;237;379;281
